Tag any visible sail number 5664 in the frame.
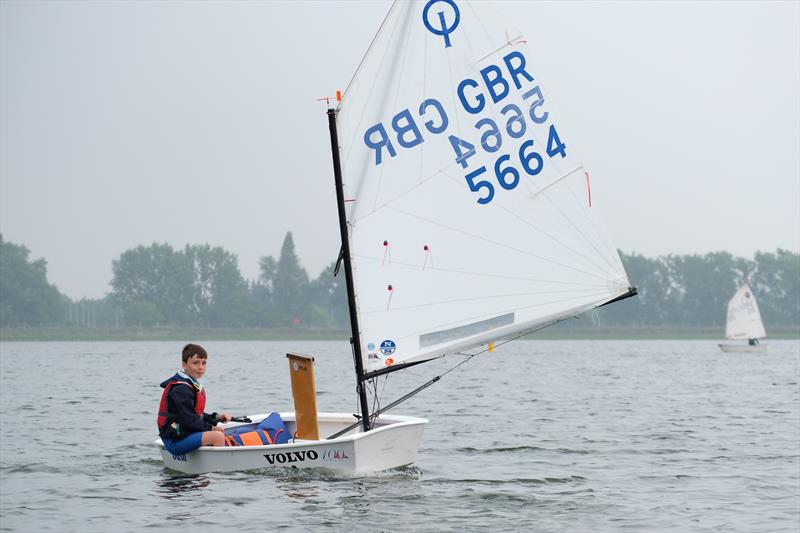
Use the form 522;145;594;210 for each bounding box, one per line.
464;126;565;205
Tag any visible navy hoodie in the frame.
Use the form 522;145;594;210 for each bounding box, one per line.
158;373;216;440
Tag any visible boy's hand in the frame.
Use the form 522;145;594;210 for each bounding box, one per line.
218;412;232;423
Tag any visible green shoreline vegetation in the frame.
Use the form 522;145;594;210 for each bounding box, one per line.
2;233;798;339
2;326;798;342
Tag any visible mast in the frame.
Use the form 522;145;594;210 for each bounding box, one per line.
327;107;371;433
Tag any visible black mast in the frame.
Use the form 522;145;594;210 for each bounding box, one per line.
327;107;371;433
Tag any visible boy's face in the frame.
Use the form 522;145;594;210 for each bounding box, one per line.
182;354;207;381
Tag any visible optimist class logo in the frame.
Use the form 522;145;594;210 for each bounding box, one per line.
422;0;460;48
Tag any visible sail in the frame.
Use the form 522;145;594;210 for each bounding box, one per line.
725;284;766;340
335;0;632;373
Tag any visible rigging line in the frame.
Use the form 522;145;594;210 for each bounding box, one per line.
466;0;519;63
455;314;576;360
455;1;481;70
369;375;389;427
379;372;390;413
339;1;399;105
436;166;619;277
340;2;405;172
434;124;619;277
494;168;621;277
352;253;610;288
541;177;622;275
345;7;413;218
370;4;418;214
385;204;612;282
417;0;429;190
489;0;524;45
529;163;584;199
327;374;441;440
474;33;525;64
561;175;625;272
359;287;613;315
438;154;618;279
327;314;577;440
350;160;462;226
441;0;463;137
484;68;619;275
369;377;381;423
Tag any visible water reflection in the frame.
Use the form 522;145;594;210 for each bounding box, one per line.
156;473;211;500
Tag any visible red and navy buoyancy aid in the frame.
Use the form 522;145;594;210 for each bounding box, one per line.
157;374;206;431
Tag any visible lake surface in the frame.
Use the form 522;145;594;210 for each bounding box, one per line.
1;340;798;532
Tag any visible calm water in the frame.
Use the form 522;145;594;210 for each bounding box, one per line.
0;340;798;532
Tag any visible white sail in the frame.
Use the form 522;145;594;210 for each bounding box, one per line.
336;0;632;373
725;284;766;340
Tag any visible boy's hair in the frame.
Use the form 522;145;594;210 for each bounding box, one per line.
182;343;208;362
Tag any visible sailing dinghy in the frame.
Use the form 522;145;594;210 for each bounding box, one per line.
718;284;768;353
157;0;635;474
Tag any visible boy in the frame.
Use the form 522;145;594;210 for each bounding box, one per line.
157;343;231;455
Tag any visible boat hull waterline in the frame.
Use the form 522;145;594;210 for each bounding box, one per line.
156;412;427;474
718;343;769;353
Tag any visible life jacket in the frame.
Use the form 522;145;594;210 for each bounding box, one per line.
224;428;286;447
224;412;291;447
157;375;206;431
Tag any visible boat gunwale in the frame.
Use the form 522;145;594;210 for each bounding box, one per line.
153;412;429;452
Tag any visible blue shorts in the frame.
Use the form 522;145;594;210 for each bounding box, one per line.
161;432;203;455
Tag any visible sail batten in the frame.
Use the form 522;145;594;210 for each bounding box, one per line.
381;286;634;367
336;0;633;372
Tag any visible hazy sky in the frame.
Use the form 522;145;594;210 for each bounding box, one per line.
2;0;798;300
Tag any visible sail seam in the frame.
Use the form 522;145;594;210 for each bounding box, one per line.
550;177;622;275
339;1;399;107
340;3;405;173
359;287;613;315
489;165;623;279
351;253;611;287
370;4;418;214
435;163;620;280
384;204;612;282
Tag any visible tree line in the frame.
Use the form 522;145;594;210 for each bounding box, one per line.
1;233;798;329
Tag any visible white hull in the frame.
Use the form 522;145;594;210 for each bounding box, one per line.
718;343;769;353
156;412;427;475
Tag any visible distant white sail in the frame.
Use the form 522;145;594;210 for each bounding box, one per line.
725;284;766;340
335;0;632;373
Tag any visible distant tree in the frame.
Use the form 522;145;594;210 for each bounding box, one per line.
752;249;800;327
184;244;249;327
271;232;309;326
0;234;66;326
668;252;752;326
110;243;193;325
258;256;278;290
125;300;164;327
67;297;123;328
308;261;348;328
110;242;249;327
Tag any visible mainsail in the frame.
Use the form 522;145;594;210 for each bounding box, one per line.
334;0;633;374
725;284;766;340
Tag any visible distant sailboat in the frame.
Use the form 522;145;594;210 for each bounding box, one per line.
718;284;768;353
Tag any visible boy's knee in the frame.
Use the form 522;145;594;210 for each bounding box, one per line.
203;431;226;447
